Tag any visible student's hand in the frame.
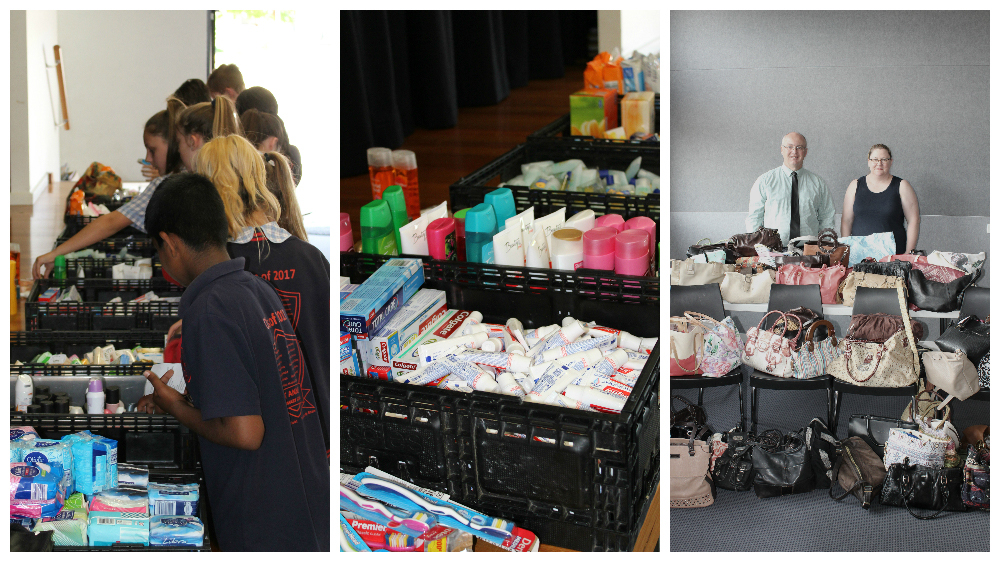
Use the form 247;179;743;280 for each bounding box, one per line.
141;164;160;181
136;394;166;415
167;319;183;342
32;252;58;279
143;369;185;415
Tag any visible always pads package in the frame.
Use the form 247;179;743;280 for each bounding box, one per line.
62;431;118;495
148;482;199;516
91;489;148;513
10;438;74;495
149;515;205;547
88;511;149;546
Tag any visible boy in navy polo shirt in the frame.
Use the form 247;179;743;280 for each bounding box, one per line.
142;173;329;551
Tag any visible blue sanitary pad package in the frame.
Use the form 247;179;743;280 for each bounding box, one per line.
149;515;205;547
10;462;64;500
148;482;199;516
10;427;39;441
62;431;118;495
10;438;74;496
117;463;149;489
88;511;150;546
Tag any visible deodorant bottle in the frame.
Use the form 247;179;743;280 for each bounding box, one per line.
14;375;33;413
86;378;106;415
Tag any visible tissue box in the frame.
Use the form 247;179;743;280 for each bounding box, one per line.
570;89;618;138
622;91;656;138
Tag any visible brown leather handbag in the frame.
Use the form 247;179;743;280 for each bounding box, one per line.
774;254;830;268
830;436;887;509
730;227;783;256
847;312;925;342
805;228;850;267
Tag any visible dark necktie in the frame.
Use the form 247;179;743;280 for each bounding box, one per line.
789;171;800;241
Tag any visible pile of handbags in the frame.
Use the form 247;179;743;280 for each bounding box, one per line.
674;227;985;313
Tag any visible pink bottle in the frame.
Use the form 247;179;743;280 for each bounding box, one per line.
615;229;650;276
594;213;625;233
426;217;457;261
340;213;354;252
623;216;656;270
582;227;617;270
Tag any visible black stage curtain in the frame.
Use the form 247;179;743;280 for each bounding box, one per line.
341;10;594;177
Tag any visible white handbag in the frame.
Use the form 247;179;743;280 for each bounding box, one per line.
670;258;736;286
926;251;986;275
720;270;776;304
741;311;802;378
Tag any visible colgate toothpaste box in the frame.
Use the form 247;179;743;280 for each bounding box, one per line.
390;309;475;380
362;289;447;371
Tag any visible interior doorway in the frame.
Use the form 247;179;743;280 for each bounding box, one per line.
213;10;331;259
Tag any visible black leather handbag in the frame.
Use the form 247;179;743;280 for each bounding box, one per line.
829;436;887;510
881;459;967;519
907;268;978;312
936;315;990;366
751;430;815;498
805;417;838;489
853;258;913;286
687;239;739;264
712;431;756;491
670;395;712;440
848;414;919;458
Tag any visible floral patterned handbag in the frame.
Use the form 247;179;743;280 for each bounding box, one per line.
742;311;802;378
838;232;897;267
883;427;949;469
961;427;990;509
681;312;743;377
791;320;841;379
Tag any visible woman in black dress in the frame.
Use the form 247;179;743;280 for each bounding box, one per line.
841;144;920;255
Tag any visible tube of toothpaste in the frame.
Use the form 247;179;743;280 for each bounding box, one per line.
452;351;532;373
526;362;587;403
624;351;649;370
526;320;587;358
536;333;616;364
551;393;591;410
528;348;603;382
462;323;506;339
440;356;500;392
451;311;484;336
398;359;454;386
571;349;629;386
418;332;487;366
523;324;559;346
503;319;529;354
436;376;473;393
614;368;641;386
495;371;526;397
590;378;633;400
481;338;505;352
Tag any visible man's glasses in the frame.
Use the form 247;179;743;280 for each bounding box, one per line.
782;145;806;152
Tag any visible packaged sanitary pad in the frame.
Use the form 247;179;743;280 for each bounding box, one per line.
11;493;63;518
10;461;64;500
117;463;150;489
62;431;117;495
88;511;149;546
149;515;205;547
32;518;88;546
52;492;88;521
10;438;74;495
10;427;39;441
148;482;199;516
90;489;148;513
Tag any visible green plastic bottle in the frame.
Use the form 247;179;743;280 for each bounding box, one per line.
381;185;409;252
52;255;67;280
360;200;399;256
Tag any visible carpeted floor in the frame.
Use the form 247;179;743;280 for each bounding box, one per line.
669;364;990;552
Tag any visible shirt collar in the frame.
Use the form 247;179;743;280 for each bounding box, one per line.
179;257;247;315
781;164;805;177
231;222;292;244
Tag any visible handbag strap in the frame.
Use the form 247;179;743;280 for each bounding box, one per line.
683;311;721;334
895;284;920;372
805;320;838;351
693;237;713;246
670;334;705;373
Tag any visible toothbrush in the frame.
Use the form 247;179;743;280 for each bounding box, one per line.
358;477;513;541
340;485;432;534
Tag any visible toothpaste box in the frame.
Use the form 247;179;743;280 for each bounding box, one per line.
340;331;353;362
340;258;424;337
341;348;362;376
340;284;360;302
38;287;60;302
363;289;448;369
390;309;476;380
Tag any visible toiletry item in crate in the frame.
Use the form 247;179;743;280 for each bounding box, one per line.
367;147;395;202
505;207;535;248
570;88;618;138
392;150;421;220
483;188;516;231
362;289;448;369
104;386;124;414
341;512;375;552
382;184;410;251
340;213;354;252
360;199;399;256
550;228;584;271
464;203;499;264
615;229;650;276
117;463;150;489
148;482;199;516
149;515;204;547
11;492;64;518
399;215;430;256
452;208;469;262
12;438;75;495
31;518;88;547
582;227;618;271
564;384;628;414
426;218;457;261
37;287;60;302
14;374;33;412
421;200;448;222
88;511;150;546
91;488;148;513
492;225;524;267
624;215;657;271
340;258;424;336
621;53;646;93
10;461;65;500
622;91;656;137
340;484;435;538
10;426;39;441
418;331;488;366
563;210;596;233
389;310;479;380
593;213;625;233
63;431;118;495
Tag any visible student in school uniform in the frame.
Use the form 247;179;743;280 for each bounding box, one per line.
236;86;303;186
207;63;245;102
142;172;329;551
240;108;302;186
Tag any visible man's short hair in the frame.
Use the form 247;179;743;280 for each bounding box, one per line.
207;64;246;96
146;173;230;251
236;86;279;116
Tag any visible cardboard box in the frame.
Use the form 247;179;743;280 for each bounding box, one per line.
390;310;476;380
622;91;656;138
340;258;424;336
570;89;618;138
341;348;362;376
365;289;448;369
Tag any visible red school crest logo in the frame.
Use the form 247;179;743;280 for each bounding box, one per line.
270;326;317;422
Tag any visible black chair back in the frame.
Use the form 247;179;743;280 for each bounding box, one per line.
958;286;989;321
670;283;726;320
763;284;823;330
852;287;906;316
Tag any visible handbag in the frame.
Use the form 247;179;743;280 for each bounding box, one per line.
670;395;712;440
881;459;967;519
828;286;920;388
680;312;743;377
915;416;961;468
839;232;897;267
848;414;919;458
829;436;887;509
712;431;756;491
791;320;841;379
751;430;816;498
687;238;738;264
879;252;929;265
805;228;850;268
922;350;981;401
720;270;776;304
734;256;777;274
926;251;986;276
852;258;913;281
690;250;728;264
838;271;906;307
847;312;925;343
670;436;716;508
742;311;801;378
775;263;848;305
936;315;990;366
909;261;968;284
772;306;827;348
730;226;783;256
907;268;978;312
670;258;736;286
901;383;952;422
670;316;705;376
774;254;830;268
884;427;948;469
805;417;838;489
961;427;990;510
977;352;989;389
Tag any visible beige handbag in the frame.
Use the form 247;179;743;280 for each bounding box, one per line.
720;270;776;304
670;316;707;376
923;350;981;401
839;272;906;307
828;285;919;387
670;258;736;286
670;437;715;508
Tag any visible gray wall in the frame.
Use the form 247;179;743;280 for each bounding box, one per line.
670;11;989;217
669;11;989;285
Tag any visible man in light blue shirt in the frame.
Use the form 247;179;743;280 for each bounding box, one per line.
746;132;836;246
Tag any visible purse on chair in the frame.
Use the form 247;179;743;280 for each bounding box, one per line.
720;270;776;304
935;315;990;366
847;312;925;343
881;459;967;519
829;436;887;510
804;228;850;268
687;238;738;264
848;414;919;458
670;316;706;376
680;312;743;377
791;320;841;380
742;311;802;378
839;272;907;307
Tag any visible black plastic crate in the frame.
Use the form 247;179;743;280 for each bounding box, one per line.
65;256;164;279
54;235;157;257
25;279;181;331
10;364;153;377
339;252;660;551
11;331;166;363
63;198;147;237
10;413;200;471
449;140;659;233
529;93;660;142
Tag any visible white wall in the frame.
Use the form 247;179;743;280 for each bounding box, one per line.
10;11;62;205
597;10;660;56
56;11;208;182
